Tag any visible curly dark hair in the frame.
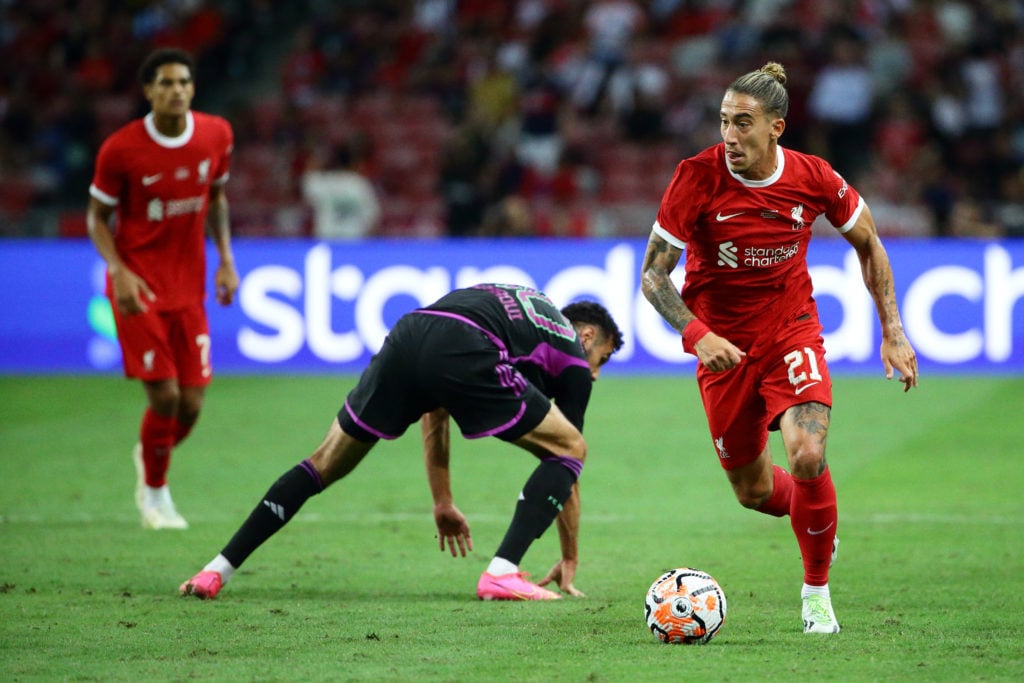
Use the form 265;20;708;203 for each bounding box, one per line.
562;301;624;352
138;48;195;85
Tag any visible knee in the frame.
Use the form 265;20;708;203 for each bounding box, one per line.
147;383;181;415
733;480;772;510
178;392;204;424
565;434;587;463
789;444;826;479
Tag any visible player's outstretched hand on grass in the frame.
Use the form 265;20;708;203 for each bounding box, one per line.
538;559;585;597
433;502;472;557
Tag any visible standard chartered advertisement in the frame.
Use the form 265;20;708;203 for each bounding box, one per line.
1;239;1021;374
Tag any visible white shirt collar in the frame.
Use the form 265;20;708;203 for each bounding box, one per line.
144;111;194;148
726;144;784;187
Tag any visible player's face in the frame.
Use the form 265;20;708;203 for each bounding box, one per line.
719;91;784;180
145;63;194;118
582;331;617;381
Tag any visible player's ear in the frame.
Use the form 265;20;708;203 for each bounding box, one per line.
771;117;786;140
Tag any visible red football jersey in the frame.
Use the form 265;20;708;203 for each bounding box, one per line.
90;111;233;311
654;143;863;352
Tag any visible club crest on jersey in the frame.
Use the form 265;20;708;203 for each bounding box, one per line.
197;159;211;184
791;203;806;231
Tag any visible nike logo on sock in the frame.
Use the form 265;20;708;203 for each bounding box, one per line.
807;521;835;536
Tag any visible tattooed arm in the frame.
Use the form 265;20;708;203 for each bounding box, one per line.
640;230;746;372
842;203;919;391
640;231;692;334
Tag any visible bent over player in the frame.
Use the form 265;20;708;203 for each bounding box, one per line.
87;48;238;530
181;283;623;600
640;62;918;633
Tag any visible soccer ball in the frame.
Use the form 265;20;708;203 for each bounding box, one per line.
644;567;727;644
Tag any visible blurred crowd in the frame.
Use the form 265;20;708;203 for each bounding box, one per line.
2;0;1023;239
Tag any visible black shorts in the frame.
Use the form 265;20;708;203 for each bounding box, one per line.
337;311;552;443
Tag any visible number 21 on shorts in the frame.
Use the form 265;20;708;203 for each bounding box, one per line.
784;347;822;393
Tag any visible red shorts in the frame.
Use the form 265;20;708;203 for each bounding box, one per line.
696;321;832;471
111;302;212;386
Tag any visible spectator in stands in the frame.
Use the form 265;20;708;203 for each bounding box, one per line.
281;25;326;107
302;140;382;240
515;58;569;180
949;196;1002;238
993;172;1024;237
570;0;647;116
872;91;927;173
613;47;671;143
3;0;1024;239
439;123;491;236
480;195;535;237
806;24;874;182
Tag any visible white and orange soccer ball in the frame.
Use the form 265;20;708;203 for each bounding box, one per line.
644;567;727;644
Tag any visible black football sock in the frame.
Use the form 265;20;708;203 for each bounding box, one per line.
494;458;579;566
221;460;324;568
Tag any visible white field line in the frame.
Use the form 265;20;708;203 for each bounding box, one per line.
0;511;1020;525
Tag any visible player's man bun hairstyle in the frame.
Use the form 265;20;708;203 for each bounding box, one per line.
727;61;789;119
562;301;624;352
139;48;195;85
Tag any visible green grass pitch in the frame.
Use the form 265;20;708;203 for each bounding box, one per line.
1;374;1022;681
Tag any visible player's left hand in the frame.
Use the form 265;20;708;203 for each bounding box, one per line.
215;262;240;306
433;502;472;557
538;559;585;597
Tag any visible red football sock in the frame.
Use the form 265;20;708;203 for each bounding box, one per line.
174;417;195;446
756;465;794;517
790;467;838;586
140;408;177;488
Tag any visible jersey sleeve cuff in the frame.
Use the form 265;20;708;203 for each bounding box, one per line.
834;197;865;234
89;184;118;206
652;220;687;249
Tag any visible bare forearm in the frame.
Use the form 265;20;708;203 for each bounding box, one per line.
846;205;906;337
86;200;123;272
422;409;453;504
643;275;697;334
640;233;695;334
859;238;905;337
207;193;233;261
556;483;580;561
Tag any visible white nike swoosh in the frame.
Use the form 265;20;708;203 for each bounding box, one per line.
716;211;743;222
142;174;162;186
807;521;835;536
794;381;820;395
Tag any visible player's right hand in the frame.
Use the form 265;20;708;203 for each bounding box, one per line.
111;268;156;314
694;331;746;372
433;502;472;557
